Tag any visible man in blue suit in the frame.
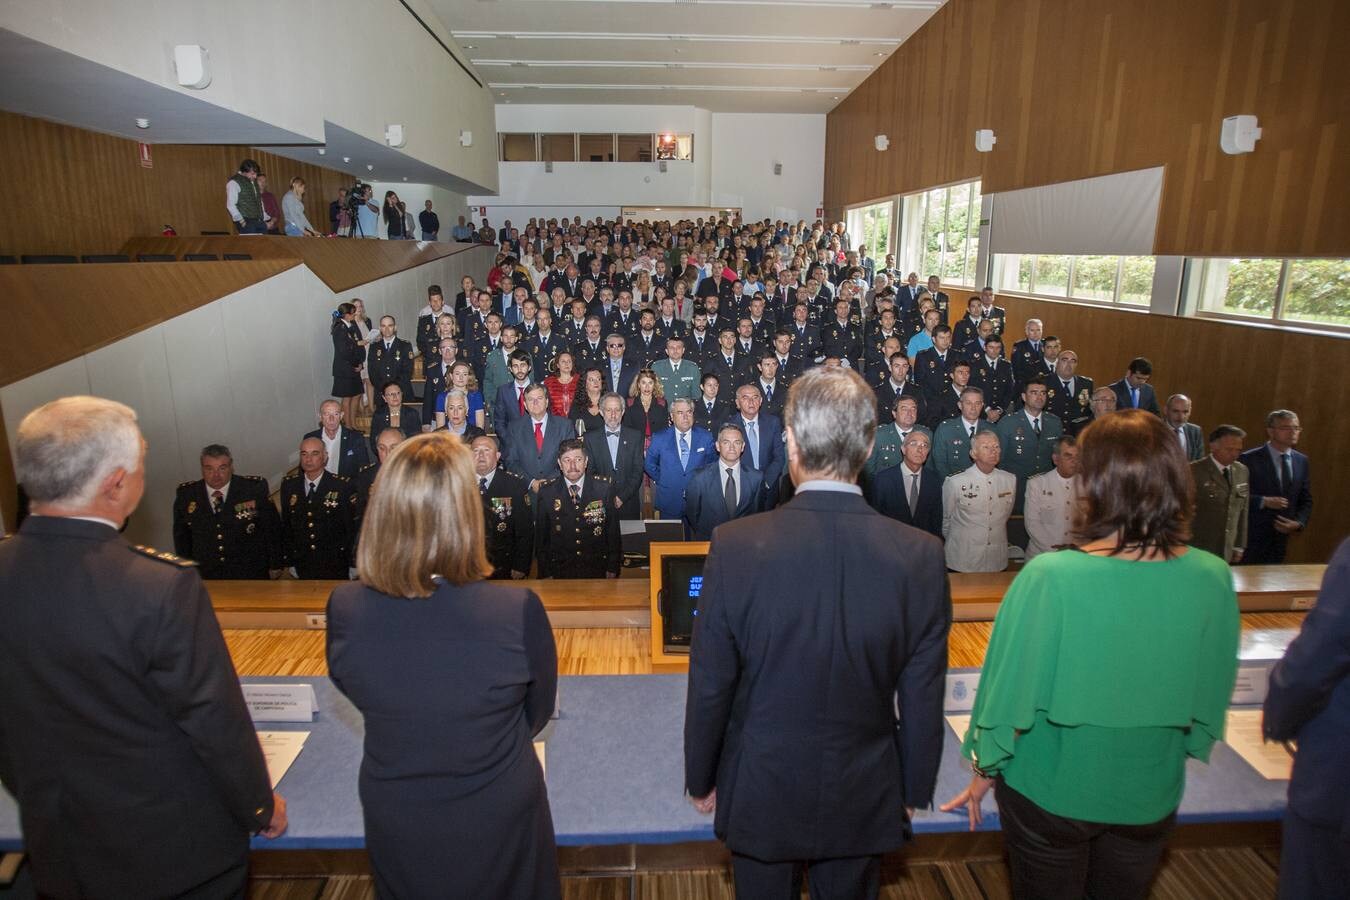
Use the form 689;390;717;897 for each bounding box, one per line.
869;430;944;539
1239;409;1313;564
685;367;950;898
644;398;715;520
724;383;786;508
1108;357;1161;415
684;423;764;540
491;351;535;448
504;384;570;489
1263;537;1350;898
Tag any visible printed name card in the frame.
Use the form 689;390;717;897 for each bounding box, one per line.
1230;662;1272;706
243;684;318;722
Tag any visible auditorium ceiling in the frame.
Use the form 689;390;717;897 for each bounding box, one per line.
430;0;946;113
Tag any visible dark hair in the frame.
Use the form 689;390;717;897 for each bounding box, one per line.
701;371;721;386
1209;424;1246;442
508;349;532;366
951;359;971;372
238;159;259;174
1072;409;1192;556
1127;357;1153;376
337;302;355;317
380;381;403;397
556;437;587;461
427;284;442;296
200;443;232;460
933;324;953;337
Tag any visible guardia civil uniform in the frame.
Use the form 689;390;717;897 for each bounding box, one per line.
994;408;1063;512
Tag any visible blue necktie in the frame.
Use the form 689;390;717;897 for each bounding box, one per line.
746;420;759;468
678;432;689;470
1280;452;1293;495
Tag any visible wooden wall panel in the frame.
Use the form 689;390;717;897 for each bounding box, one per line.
0;111;352;259
825;0;1350;257
980;289;1349;564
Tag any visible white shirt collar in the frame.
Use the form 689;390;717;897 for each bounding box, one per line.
207;480;231;503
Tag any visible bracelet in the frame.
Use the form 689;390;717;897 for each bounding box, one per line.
971;762;995;779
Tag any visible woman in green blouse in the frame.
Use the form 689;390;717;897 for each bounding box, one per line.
941;410;1240;900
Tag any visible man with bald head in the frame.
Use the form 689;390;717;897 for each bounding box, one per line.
354;428;406;524
1164;393;1205;461
280;436;357;578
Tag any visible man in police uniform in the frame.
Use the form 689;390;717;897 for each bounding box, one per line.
994;377;1063;513
968;335;1014;422
354;428;406;525
820;297;863;368
281;437;358;579
942;431;1017;573
1010;317;1046;386
1045;350;1094;436
534;439;622;579
172;443;282;579
0;396;286;898
471;434;534;579
366;315;415;406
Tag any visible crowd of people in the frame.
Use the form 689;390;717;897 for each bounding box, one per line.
179;212;1312;583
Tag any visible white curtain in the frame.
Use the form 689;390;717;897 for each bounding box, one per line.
988;167;1164;256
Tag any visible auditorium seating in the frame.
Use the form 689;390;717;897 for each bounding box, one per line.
135;253;176;262
80;254;130;263
20;254;78;264
222;252;253;260
183;253;219;261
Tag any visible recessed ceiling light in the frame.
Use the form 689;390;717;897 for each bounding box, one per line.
873;51;887;56
317;148;326;155
135;118;150;129
343;156;351;163
833;96;840;100
464;44;476;49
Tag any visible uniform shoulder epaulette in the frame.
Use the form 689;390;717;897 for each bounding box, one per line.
332;472;351;483
129;544;198;568
541;476;559;486
358;462;378;473
239;474;266;483
176;479;198;490
592;474;611;483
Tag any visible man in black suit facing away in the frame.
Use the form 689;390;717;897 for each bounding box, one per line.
685;367;951;899
584;393;645;519
0;397;286;899
869;430;944;539
1239;408;1313;564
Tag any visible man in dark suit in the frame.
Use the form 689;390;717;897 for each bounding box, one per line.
684;423;765;540
685;367;950;898
491;351;536;441
0;397;286;899
366;315;415;406
281;438;358;578
725;383;786;508
1264;537;1350;899
977;286;1006;336
353;428;406;530
415;288;449;358
535;439;622;578
875;353;926;426
630;310;668;368
704;327;752;405
584;393;645;519
1239;409;1313;564
1044;350;1094;436
173;443;282;579
600;334;640;397
504;384;571;490
786;303;823;361
422;338;456;423
1009;318;1046;387
1164;393;1205;460
644;398;716;520
305;399;371;477
470;434;534;579
869;430;944;539
1108;357;1162;415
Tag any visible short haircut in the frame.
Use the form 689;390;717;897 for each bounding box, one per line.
556;437;587;462
960;386;985;401
380;315;396;326
201;443;232;461
783;367;877;481
356;433;492;596
1127;357;1153;375
1209;424;1246;442
599;391;626;410
700;371;721;386
1051;435;1077;454
933;325;953;337
1265;408;1298;427
669;397;695;414
1073;410;1193;556
951;359;971;372
523;383;549;401
16;397;142;507
971;430;1000;450
717;423;747;442
427;284;442;297
508;349;532;366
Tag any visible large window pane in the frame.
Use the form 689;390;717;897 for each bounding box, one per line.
1034;255;1071;297
500;133;537;162
961;182;982;287
942;183;970;283
1070;255;1119;302
922;188;946;279
1282;259;1350;327
1119;256;1155;306
617;134;652;162
1201;258;1279;318
1016;255;1034;293
579;134;614;162
656;134;693;160
859;202;892;258
541;134;576;162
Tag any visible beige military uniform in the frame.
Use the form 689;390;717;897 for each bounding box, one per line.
1023;469;1079;559
942;464;1016;572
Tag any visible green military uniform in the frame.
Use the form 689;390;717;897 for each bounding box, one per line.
535;475;622;578
280;471;358;579
172;475;281;579
864;423;933;481
650;358;701;401
1190;457;1249;561
930;417;997;479
995;409;1064;513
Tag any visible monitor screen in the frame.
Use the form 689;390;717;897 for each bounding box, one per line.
659;553;708;653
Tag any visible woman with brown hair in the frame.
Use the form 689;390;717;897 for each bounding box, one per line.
327;433;559;899
568;367;606;435
941;410;1240;900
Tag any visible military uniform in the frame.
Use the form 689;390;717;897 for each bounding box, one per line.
172;475;281;579
913;347;959;401
481;468;535;578
280;471;358;578
994;409;1064;512
1023;470;1079;558
786;323;822;361
863;422;933;482
969;356;1016;417
930;417;996;479
1045;375;1095;436
353;461;380;527
819;319;863;366
875;379;927;427
421;361;451;423
1010;339;1045;387
651;358;702;402
571;338;606;369
366;337;415;402
524;332;564;381
942;464;1017;573
1190;457;1249;561
535;475;622;578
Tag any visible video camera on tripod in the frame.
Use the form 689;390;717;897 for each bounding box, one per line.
345;181;371;236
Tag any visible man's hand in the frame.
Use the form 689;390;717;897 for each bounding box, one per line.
1261;495;1290;511
690;789;716;815
529;479;543;493
606;571;619;579
510;570;527;580
1273;516;1302;535
614;497;624;508
939;775;995;832
260;792;288;839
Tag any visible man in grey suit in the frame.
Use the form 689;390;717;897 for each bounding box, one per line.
685;367;950;899
504;384;570;490
1165;393;1205;461
583;393;644;519
1190;424;1249;563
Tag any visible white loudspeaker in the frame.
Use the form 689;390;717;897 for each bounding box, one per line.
659;160;668;173
545;160;554;173
384;125;406;148
459;130;473;147
874;134;889;151
974;129;997;152
773;162;783;175
173;45;211;90
1220;115;1262;155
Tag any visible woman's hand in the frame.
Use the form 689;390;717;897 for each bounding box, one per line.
939;775;995;832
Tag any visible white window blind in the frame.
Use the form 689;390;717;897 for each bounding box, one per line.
988;167;1164;256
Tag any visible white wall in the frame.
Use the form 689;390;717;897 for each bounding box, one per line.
366;182;471;240
469;105;824;225
0;246;497;549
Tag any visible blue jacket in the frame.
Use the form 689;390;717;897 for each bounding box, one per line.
643;426;715;518
723;413;786;506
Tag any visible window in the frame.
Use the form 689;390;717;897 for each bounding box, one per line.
1193;257;1350;330
900;180;981;287
994;254;1156;307
617;134;652;162
499;133;537;162
656;133;693;161
540;134;575;162
579;134;614;162
846;201;893;257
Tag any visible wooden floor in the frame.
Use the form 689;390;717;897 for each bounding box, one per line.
223;613;1303;677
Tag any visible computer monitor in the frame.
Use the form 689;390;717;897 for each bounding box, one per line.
658;553;708;653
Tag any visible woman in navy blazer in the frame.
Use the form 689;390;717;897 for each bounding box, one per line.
327;433;560;900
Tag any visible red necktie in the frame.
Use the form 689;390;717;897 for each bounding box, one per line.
534;421;544;452
518;386;526;415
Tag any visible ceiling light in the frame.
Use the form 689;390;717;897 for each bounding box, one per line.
135;118;150;129
874;51;887;56
343;156;351;163
317;148;326;155
367;164;374;171
463;44;477;49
